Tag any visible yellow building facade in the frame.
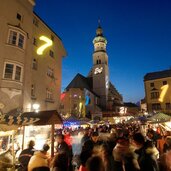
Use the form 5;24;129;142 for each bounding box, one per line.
0;0;66;114
144;69;171;114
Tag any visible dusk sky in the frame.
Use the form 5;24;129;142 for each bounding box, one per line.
34;0;171;103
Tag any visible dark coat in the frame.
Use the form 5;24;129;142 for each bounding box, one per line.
18;148;35;170
135;146;159;171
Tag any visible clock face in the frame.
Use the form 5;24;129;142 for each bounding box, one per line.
94;67;103;74
37;36;53;55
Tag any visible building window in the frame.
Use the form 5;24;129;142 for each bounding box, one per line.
51;35;54;41
46;89;53;100
33;17;39;27
3;62;23;82
31;84;35;97
151;92;159;99
166;103;171;110
163;81;167;85
150;82;154;87
152;103;161;110
49;50;54;58
8;29;26;49
47;67;54;78
16;13;22;21
33;38;37;46
32;58;37;70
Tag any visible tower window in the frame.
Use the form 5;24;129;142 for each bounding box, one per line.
99;60;101;64
96;60;99;64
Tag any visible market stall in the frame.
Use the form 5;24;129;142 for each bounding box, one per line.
0;112;39;170
21;110;63;157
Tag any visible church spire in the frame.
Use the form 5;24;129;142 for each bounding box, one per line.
96;19;103;36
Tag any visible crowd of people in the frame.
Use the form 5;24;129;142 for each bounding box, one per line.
12;123;171;171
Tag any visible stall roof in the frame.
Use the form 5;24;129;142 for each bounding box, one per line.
22;110;63;125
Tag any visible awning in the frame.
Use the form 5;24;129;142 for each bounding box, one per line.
22;110;62;125
0;114;39;126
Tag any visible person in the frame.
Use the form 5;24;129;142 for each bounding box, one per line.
113;137;139;171
86;155;105;171
79;132;102;171
51;152;69;171
28;143;50;171
133;132;159;171
81;128;90;147
82;131;101;153
18;140;36;171
163;136;171;153
56;134;72;171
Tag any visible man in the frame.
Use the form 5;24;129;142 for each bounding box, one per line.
82;131;101;152
56;134;73;171
133;132;159;171
81;128;90;147
18;140;36;171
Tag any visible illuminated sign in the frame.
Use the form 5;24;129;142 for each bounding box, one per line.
94;67;103;74
119;107;127;114
37;36;53;55
159;84;169;102
106;76;109;89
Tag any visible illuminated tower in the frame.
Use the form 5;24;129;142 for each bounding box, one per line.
92;21;109;108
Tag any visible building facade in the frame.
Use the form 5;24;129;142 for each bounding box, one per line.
60;24;123;120
0;0;66;114
144;69;171;114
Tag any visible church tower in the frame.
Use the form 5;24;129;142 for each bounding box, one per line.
92;21;109;108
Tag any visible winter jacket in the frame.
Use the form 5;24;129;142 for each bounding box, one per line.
28;151;49;171
113;143;139;171
135;146;159;171
18;148;35;170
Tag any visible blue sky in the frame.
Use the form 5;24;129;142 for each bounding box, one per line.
34;0;171;103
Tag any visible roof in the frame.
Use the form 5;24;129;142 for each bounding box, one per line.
66;73;91;90
22;110;63;125
66;73;99;96
144;69;171;81
124;102;139;107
